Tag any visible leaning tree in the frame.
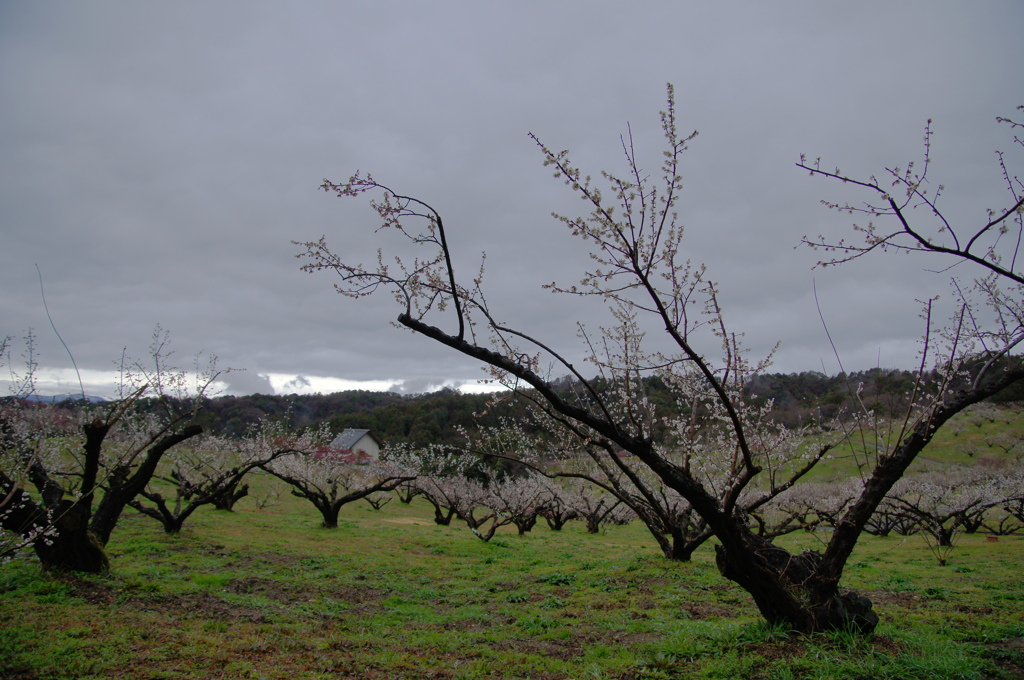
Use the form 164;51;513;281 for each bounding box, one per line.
297;88;1023;633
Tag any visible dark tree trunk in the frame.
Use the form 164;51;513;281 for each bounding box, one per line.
419;493;457;525
38;422;109;571
128;492;198;534
714;528;878;634
33;500;109;573
460;509;490;532
628;508;709;562
469;519;504;542
91;424;203;545
712;368;1023;634
936;527;955;548
542;509;576;531
396;483;420;504
513;512;538;535
0;425;111;573
318;502;341;529
0;478;106;572
211;482;249;511
363;493;392;510
432;505;457;526
666;526;713;562
270;475;416;529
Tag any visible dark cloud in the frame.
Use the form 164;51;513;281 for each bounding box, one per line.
2;2;1021;396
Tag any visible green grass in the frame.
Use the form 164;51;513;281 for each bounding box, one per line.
2;487;1023;679
784;402;1024;483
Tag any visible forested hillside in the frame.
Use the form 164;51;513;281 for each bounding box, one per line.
193;387;517;444
193;368;1023;446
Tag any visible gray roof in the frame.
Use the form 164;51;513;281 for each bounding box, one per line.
329;428;374;450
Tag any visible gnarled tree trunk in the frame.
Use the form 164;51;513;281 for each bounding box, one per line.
0;477;108;573
714;528;877;633
33;499;110;573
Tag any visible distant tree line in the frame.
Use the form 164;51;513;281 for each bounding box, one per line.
188;368;1022;446
190;387;515;444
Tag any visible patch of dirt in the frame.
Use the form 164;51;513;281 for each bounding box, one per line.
50;573;118;605
608;631;660;647
737;633;905;664
330;584;389;609
437;617;491;633
738;639;806;662
125;590;270;622
980;636;1024;680
225;576;320;604
869;634;906;656
34;573;277;623
681;602;738;619
225;576;387;614
492;637;586;661
357;659;458;680
635;597;657;611
863;589;919;607
0;671;40;680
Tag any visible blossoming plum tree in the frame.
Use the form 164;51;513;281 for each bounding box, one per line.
297;88;1023;633
0;328;218;571
261;442;415;529
127;420;318;534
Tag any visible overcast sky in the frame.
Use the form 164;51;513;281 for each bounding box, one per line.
2;2;1022;398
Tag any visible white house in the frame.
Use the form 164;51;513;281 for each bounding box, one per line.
328;428;381;461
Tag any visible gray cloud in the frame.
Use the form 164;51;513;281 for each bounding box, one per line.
2;2;1021;396
283;375;312;393
222;370;275;397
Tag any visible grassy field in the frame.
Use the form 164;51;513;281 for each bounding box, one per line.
796;403;1024;483
1;478;1023;680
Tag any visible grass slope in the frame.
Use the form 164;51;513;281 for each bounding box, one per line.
790;403;1024;483
2;482;1023;680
